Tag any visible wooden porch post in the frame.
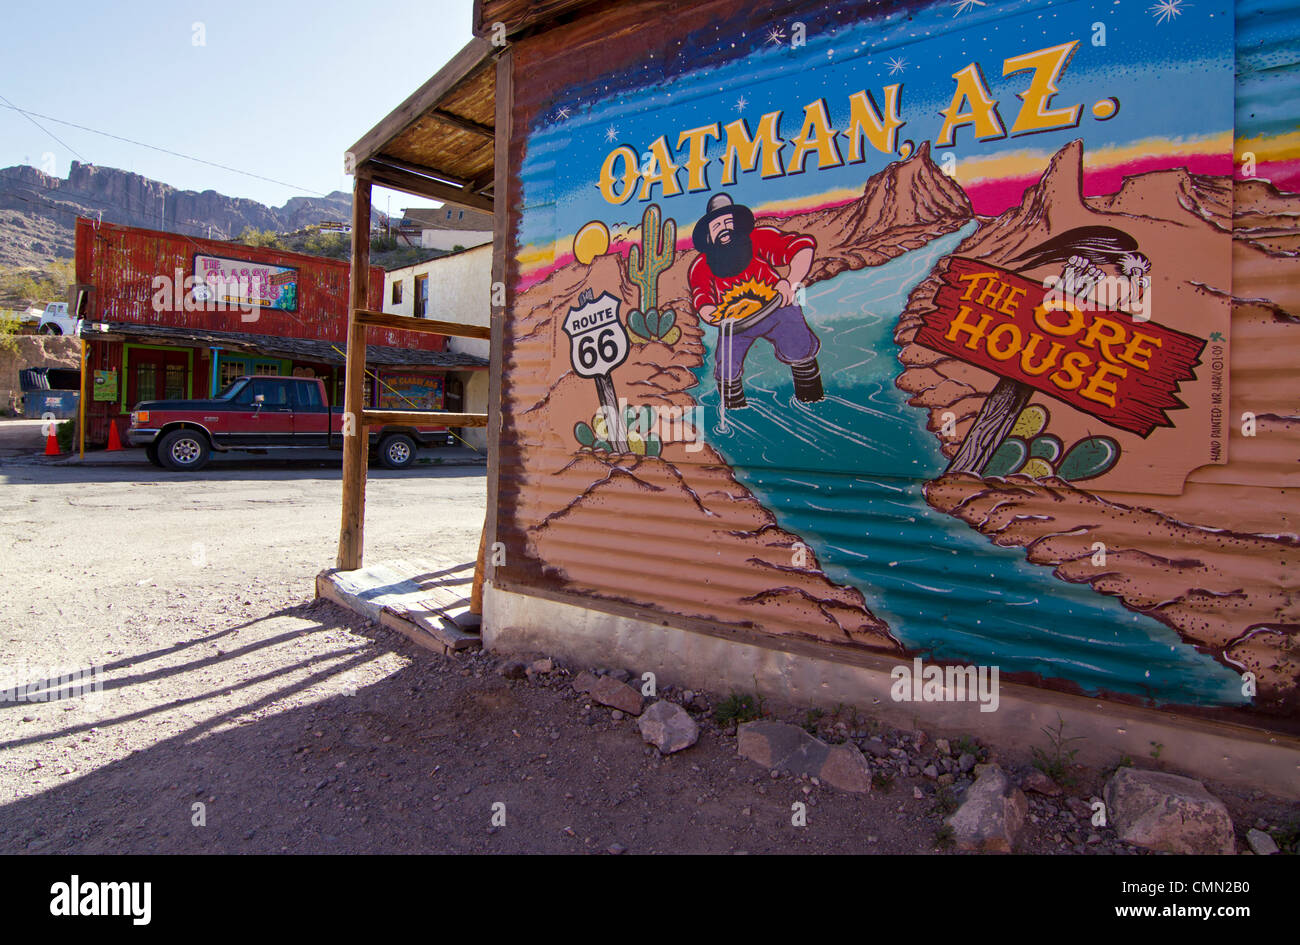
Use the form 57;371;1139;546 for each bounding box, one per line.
337;171;372;570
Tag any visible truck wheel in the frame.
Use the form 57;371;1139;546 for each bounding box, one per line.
39;324;61;335
377;433;416;469
158;429;211;471
145;441;164;467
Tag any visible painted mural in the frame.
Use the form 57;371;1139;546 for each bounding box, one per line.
503;0;1300;720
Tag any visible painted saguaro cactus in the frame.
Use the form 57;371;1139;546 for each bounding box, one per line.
626;204;680;345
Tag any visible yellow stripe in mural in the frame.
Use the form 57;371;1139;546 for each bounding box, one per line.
516;129;1298;278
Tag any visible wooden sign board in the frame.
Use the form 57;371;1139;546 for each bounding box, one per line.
916;258;1204;437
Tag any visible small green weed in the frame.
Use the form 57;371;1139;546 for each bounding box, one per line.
1031;713;1084;786
714;692;764;726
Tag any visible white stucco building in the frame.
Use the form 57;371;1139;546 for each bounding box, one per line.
398;206;493;252
384;243;491;450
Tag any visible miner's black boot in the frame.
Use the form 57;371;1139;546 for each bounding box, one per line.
791;356;824;403
719;375;748;409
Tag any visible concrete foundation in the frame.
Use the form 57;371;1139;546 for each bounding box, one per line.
485;583;1300;800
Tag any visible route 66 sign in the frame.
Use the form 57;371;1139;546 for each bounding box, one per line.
562;290;629;378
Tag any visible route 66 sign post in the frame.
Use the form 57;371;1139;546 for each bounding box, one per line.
563;288;630;452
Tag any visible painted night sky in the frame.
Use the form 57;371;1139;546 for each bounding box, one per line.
514;0;1269;279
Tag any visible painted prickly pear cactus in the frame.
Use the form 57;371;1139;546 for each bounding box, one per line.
981;405;1120;482
573;405;663;459
626;204;680;345
628;307;677;344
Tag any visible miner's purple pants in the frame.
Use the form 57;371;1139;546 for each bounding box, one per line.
713;304;820;382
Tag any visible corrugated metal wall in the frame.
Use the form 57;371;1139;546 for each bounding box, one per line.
74;218;439;351
493;0;1299;727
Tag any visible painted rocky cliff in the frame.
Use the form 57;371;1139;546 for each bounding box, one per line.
895;140;1300;714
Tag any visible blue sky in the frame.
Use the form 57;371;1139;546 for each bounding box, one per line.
0;0;475;215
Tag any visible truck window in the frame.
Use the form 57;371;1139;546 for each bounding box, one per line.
230;381;254;405
253;378;291;406
295;380;323;410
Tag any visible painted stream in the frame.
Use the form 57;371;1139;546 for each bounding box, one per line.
689;224;1244;706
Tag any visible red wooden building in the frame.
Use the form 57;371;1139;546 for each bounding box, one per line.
73;218;486;444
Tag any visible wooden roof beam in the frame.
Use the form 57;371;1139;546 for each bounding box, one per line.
430;109;495;139
364;160;494;213
371;155;472;190
464;168;496;195
347;37;496;168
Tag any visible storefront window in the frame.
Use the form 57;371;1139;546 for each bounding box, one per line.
136;363;156;401
164;365;186;399
220;362;245;388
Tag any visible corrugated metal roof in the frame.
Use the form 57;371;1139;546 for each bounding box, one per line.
99;322;488;368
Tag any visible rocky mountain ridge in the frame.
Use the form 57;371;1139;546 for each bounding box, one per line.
0;161;381;268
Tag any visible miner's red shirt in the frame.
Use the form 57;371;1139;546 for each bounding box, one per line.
688;226;816;311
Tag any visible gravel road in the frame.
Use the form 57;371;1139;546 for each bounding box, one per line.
0;454;1290;854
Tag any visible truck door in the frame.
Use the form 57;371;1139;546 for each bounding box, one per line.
291;379;330;446
226;377;294;445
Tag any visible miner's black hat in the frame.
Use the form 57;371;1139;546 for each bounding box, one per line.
691;192;754;253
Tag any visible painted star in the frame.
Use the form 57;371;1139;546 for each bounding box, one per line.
951;0;986;15
735;95;749;112
766;26;786;45
555;106;570;121
887;56;908;75
604;125;618;143
1149;0;1188;24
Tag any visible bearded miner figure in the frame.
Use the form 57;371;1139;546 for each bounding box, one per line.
688;192;824;409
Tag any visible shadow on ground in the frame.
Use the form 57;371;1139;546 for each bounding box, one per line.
0;600;942;855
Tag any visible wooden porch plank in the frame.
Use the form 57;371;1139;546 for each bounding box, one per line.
316;561;483;652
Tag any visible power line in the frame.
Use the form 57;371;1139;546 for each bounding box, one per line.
0;92;86;163
0;97;328;197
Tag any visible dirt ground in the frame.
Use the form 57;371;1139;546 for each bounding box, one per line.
0;448;1293;854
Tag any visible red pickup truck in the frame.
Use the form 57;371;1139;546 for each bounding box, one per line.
127;375;454;471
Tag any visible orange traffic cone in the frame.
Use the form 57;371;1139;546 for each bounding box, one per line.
44;427;61;456
106;419;123;451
